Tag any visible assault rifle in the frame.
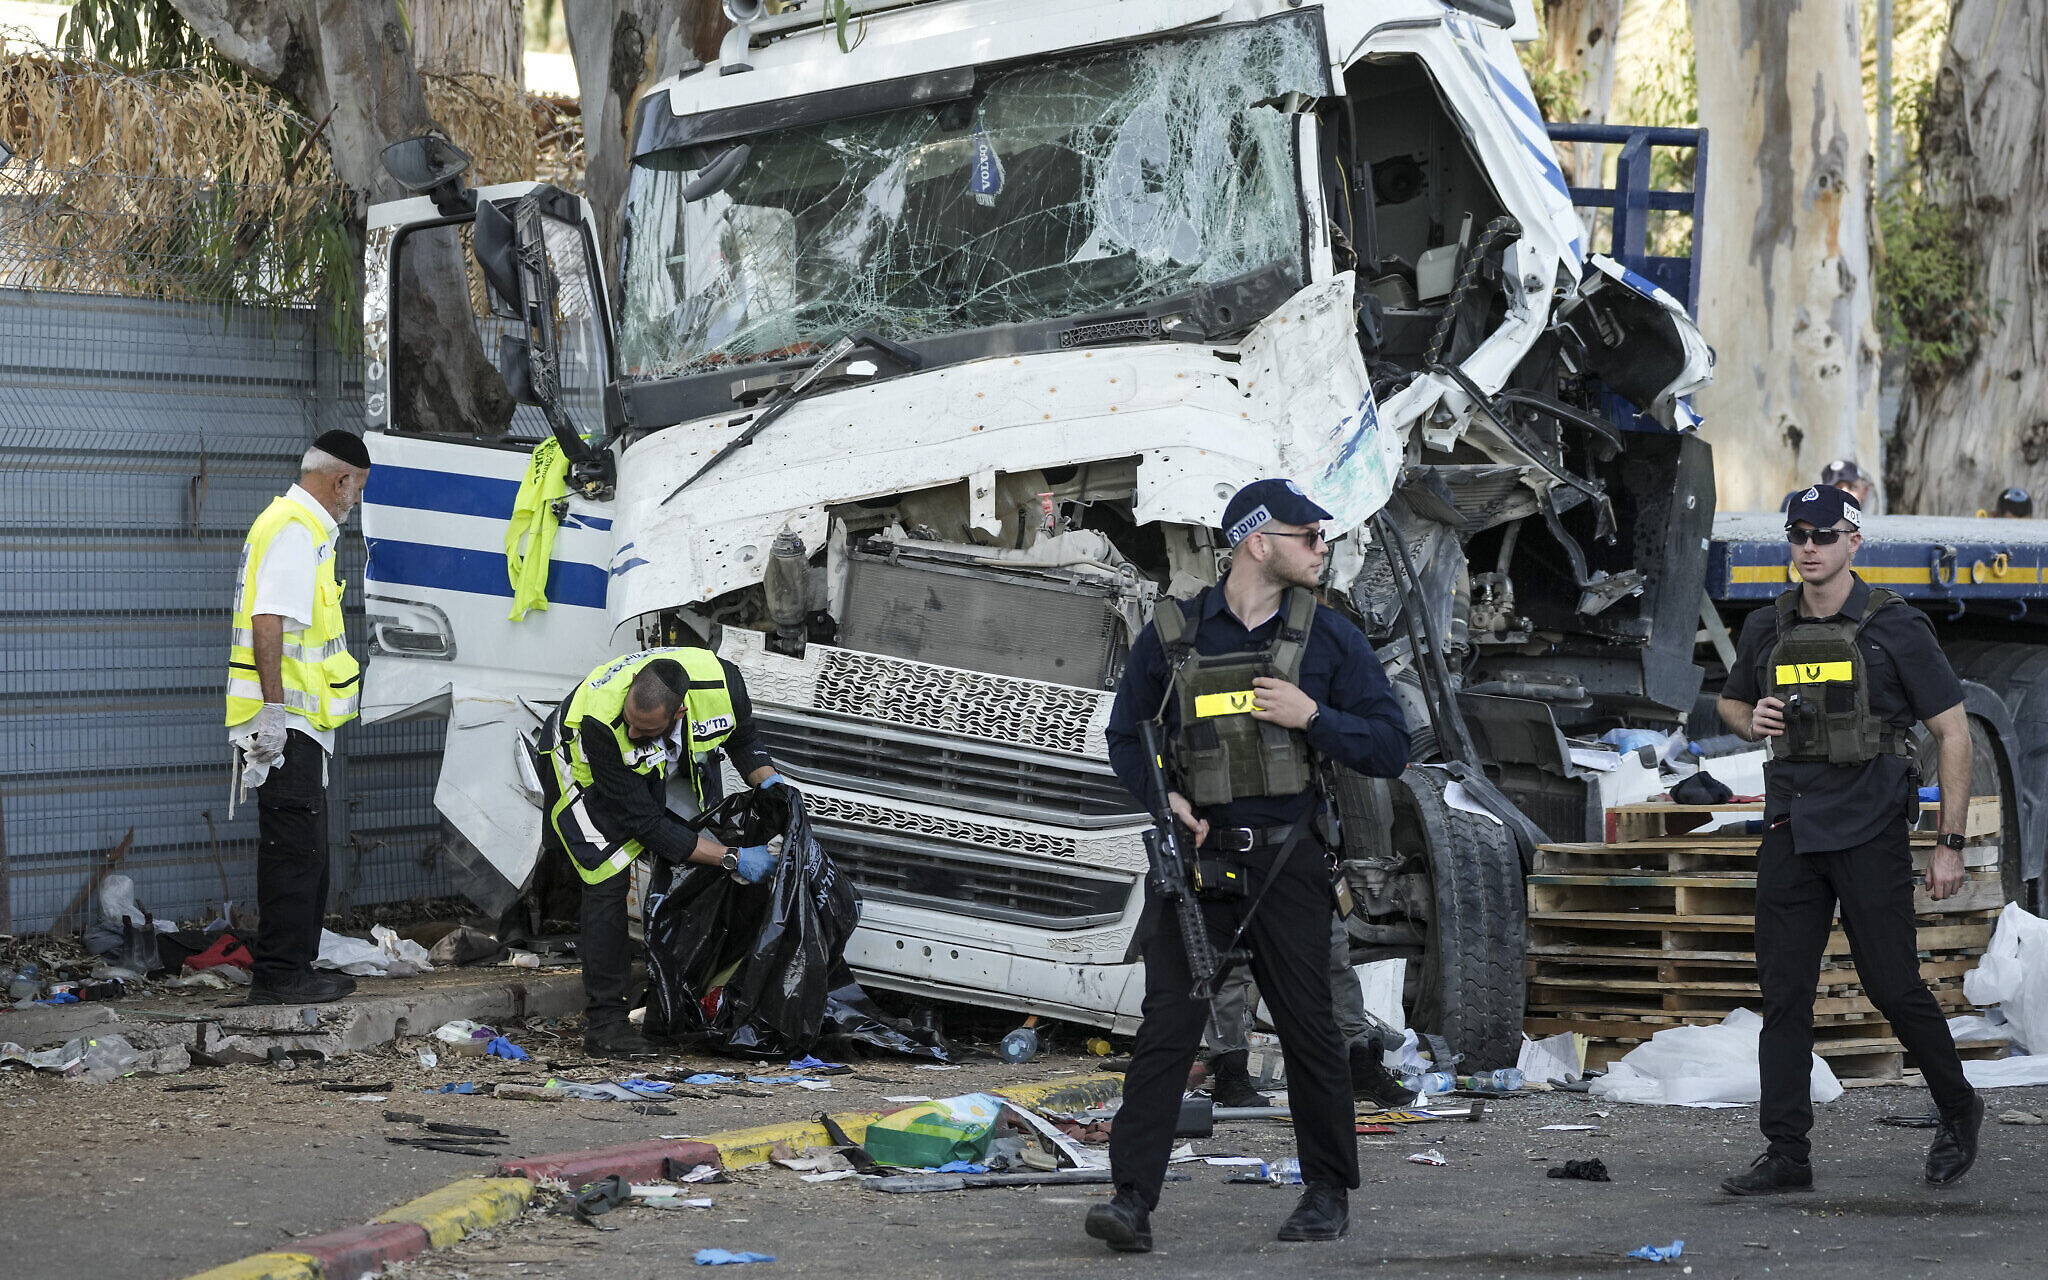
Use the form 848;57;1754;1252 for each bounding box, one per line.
1137;718;1232;999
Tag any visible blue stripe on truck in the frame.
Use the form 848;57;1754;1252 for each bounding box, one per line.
365;537;608;609
365;464;612;530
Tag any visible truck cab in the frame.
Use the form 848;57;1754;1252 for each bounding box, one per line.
357;0;1712;1065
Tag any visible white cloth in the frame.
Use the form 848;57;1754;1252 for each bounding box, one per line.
230;484;338;755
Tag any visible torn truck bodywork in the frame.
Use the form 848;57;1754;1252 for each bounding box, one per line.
356;0;1712;1038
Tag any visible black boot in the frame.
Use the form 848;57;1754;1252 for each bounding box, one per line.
1927;1091;1984;1186
583;1022;662;1059
1349;1040;1417;1108
1084;1187;1153;1253
1719;1151;1814;1196
1206;1049;1269;1108
1277;1182;1348;1242
247;970;356;1006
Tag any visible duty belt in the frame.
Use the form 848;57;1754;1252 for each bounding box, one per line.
1201;824;1302;854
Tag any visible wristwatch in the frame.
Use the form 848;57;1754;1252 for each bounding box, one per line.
1939;833;1966;852
718;848;740;873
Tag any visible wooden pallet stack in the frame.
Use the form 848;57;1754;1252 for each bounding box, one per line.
1524;797;2010;1080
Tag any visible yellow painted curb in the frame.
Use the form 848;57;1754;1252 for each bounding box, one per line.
180;1252;320;1280
375;1176;535;1249
707;1072;1127;1168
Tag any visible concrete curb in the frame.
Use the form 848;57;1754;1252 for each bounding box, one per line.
179;1069;1125;1278
499;1138;723;1185
704;1070;1128;1169
180;1177;534;1280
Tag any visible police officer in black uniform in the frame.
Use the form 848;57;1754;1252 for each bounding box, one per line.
1086;479;1409;1251
1717;485;1983;1193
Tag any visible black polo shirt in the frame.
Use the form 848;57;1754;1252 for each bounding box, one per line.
1723;574;1964;853
1105;579;1409;830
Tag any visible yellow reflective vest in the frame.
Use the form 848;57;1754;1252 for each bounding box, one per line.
545;648;738;885
226;495;360;732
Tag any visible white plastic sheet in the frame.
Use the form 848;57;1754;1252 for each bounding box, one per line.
1962;902;2048;1053
1590;1009;1841;1107
314;925;433;977
1517;1031;1587;1085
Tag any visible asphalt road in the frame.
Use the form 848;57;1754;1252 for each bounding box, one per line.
399;1085;2048;1280
3;1031;2043;1280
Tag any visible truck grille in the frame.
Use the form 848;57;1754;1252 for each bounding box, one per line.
815;824;1135;930
756;707;1141;828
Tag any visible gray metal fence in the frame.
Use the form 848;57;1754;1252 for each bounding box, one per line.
0;287;451;934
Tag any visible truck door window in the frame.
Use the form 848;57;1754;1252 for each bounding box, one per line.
388;214;609;443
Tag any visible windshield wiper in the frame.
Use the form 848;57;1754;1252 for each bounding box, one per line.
660;331;922;505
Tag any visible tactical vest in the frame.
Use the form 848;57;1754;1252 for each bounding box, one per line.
1765;586;1914;765
225;494;360;733
541;648;737;884
1156;587;1318;807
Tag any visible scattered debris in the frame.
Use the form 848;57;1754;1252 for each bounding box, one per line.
1547;1158;1612;1182
694;1250;775;1265
1539;1124;1601;1132
319;1080;394;1093
1628;1240;1685;1263
570;1174;629;1229
1879;1113;1941;1129
1999;1110;2048;1126
1406;1149;1448;1167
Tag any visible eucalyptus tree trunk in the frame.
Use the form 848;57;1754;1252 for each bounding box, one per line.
1543;0;1625;185
170;0;513;435
1889;0;2047;516
1691;0;1881;514
564;0;709;296
410;0;527;88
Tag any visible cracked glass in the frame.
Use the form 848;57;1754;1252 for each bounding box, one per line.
618;14;1326;379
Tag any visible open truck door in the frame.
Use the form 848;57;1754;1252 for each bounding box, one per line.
358;139;622;905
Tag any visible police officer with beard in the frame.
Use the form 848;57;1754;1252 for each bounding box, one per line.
1087;480;1409;1252
1717;485;1982;1194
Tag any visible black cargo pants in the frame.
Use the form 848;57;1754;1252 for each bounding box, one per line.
251;732;332;986
1755;818;1976;1161
1109;838;1357;1207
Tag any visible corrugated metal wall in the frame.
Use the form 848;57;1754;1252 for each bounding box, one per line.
0;288;451;933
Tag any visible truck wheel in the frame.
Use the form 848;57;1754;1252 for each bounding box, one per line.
1913;706;2025;909
1334;765;1526;1069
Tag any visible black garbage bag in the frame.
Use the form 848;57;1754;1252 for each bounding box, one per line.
642;785;951;1060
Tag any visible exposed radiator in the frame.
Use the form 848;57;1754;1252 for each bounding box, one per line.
839;544;1128;690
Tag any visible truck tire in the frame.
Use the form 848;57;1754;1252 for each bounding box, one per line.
1333;765;1526;1069
1936;641;2047;909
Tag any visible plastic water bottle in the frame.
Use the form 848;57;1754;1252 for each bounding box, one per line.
1404;1070;1454;1095
997;1025;1040;1064
8;965;40;1003
1269;1157;1303;1184
1459;1068;1524;1091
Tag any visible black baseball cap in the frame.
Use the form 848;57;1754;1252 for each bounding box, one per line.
1220;478;1333;545
1785;484;1862;530
1997;487;2033;517
313;429;372;469
1819;458;1868;486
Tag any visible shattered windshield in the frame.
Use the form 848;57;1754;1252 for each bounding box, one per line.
618;15;1326;378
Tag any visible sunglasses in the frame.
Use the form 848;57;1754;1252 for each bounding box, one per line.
1786;527;1852;546
1260;529;1329;546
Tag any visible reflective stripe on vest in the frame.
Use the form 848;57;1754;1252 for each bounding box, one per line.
544;648;737;885
225;495;360;732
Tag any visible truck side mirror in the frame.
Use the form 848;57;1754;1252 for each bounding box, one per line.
471;196;523;317
682;144;751;202
380;135;474;216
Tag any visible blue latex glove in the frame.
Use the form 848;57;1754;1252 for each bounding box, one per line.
733;844;776;884
757;773;786;790
485;1036;529;1061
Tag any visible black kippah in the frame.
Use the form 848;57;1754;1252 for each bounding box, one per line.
313;430;372;469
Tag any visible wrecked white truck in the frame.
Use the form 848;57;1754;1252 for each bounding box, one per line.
355;0;1713;1066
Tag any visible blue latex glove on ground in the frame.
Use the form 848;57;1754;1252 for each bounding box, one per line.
733;844;776;883
757;773;786;790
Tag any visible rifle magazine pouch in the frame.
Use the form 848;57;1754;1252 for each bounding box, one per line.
1192;856;1249;900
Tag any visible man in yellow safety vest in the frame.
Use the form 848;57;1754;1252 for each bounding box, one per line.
537;647;785;1057
226;430;371;1006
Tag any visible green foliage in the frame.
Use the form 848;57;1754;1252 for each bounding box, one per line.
1517;46;1585;124
1874;188;1981;384
57;0;242;82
